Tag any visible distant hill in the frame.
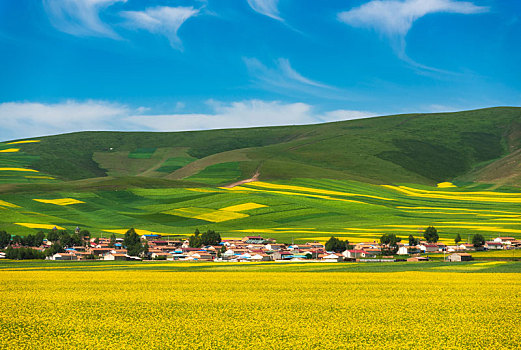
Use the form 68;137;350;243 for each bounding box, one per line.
4;107;521;187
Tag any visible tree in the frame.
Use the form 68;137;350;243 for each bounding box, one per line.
455;233;462;245
124;228;144;257
45;243;64;257
423;226;439;243
408;235;419;246
12;235;22;246
34;231;45;247
380;233;401;254
47;229;59;243
0;230;10;248
108;234;116;248
472;234;485;248
200;230;221;246
189;229;202;248
325;236;349;253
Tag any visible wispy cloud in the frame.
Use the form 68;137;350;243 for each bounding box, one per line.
121;6;199;49
338;0;488;68
0;100;374;141
244;57;338;97
0;100;129;141
127;100;375;131
247;0;282;21
42;0;125;38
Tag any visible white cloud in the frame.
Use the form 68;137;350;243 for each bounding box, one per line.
339;0;487;37
338;0;488;66
42;0;125;38
0;100;129;141
0;100;374;141
126;100;375;131
247;0;282;21
244;57;336;97
121;6;199;49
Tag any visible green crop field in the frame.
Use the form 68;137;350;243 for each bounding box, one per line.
2;107;521;243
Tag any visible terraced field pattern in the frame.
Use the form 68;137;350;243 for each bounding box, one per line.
2;107;521;243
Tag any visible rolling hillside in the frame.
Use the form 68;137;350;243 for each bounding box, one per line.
2;107;521;241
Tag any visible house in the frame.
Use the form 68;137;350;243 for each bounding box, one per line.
104;253;129;261
49;252;77;261
448;253;473;262
151;252;170;260
342;250;365;259
243;236;265;244
485;241;503;250
407;256;429;262
494;237;515;244
419;244;440;253
0;252;5;259
272;251;293;260
321;253;343;262
250;253;272;261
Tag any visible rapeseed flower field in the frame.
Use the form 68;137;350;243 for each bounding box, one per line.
0;268;520;349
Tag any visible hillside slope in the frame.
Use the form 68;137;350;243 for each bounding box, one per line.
3;107;521;186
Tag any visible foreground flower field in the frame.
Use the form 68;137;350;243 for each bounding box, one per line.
1;266;520;349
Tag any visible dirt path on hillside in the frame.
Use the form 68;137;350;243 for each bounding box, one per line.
223;170;260;188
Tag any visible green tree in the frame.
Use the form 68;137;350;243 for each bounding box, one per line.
423;226;439;243
124;228;144;257
325;236;349;252
455;233;462;245
408;234;419;246
108;234;116;248
380;233;401;254
34;231;46;247
472;234;485;248
45;243;64;257
12;235;22;246
200;230;221;246
189;229;202;248
47;229;59;243
0;230;10;248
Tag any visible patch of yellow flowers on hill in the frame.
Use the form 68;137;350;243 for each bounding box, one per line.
0;270;520;349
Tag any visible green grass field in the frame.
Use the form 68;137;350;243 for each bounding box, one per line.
1;177;521;244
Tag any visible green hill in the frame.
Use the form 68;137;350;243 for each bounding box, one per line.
2;106;521;242
4;107;521;186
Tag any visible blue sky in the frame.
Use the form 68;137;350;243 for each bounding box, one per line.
0;0;520;140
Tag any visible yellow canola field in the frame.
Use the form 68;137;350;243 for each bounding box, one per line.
384;185;521;203
164;207;249;223
25;176;55;179
0;148;20;153
0;200;20;208
437;182;456;188
220;202;267;212
6;140;40;144
33;198;84;206
0;270;520;349
245;181;394;201
224;185;369;205
103;229;177;236
14;223;65;230
0;167;38;172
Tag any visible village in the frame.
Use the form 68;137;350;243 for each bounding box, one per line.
2;230;519;263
